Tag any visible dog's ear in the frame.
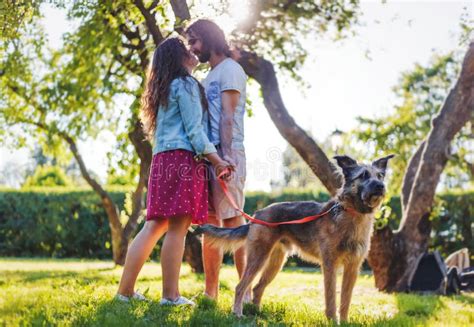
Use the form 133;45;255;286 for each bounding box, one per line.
334;155;358;173
372;154;395;173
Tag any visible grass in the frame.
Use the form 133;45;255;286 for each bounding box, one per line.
0;258;473;326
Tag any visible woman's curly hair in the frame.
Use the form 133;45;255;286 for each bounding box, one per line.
140;37;207;139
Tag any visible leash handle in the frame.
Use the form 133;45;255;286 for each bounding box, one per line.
217;168;335;227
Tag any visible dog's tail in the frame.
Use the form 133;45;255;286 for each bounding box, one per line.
194;224;250;253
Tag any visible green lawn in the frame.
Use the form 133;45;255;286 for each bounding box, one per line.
0;258;472;326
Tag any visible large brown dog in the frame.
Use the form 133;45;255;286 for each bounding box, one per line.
195;155;394;321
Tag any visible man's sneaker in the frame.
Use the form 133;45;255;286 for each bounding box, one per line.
115;291;148;303
159;296;196;306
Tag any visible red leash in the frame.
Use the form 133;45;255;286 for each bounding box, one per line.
217;169;342;227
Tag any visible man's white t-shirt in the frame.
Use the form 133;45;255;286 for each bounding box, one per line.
202;58;247;150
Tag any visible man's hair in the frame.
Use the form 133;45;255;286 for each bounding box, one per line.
186;19;231;57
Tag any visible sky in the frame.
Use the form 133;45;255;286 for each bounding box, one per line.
1;0;472;190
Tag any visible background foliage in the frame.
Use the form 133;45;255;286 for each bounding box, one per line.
1;188;471;261
22;165;73;187
350;52;473;196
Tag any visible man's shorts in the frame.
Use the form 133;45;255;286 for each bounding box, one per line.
208;147;246;220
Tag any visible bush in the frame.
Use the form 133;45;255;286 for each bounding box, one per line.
23;165;73;187
0;187;471;260
381;190;474;260
0;187;130;258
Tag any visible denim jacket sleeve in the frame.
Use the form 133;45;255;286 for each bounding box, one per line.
176;77;217;156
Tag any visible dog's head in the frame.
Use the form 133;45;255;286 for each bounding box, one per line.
334;154;395;213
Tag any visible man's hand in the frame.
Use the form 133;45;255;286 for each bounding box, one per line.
206;152;235;181
216;164;233;182
222;154;236;169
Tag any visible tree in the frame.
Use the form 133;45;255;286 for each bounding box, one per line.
352;54;473;197
0;15;131;264
0;0;41;41
367;43;474;291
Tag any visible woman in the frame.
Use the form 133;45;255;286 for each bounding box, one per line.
116;37;232;306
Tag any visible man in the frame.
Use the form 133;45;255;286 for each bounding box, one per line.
186;19;248;300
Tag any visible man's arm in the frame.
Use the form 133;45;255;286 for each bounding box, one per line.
220;89;240;161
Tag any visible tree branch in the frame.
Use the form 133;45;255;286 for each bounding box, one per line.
400;140;426;211
148;0;160;11
106;7;149;72
15;117;122;230
123;119;153;239
112;51;141;75
121;42;141;50
170;0;190;34
133;0;164;45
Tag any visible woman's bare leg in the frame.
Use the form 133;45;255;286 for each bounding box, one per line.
161;215;193;300
117;219;168;296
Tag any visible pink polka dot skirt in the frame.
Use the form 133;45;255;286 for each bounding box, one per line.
146;149;209;225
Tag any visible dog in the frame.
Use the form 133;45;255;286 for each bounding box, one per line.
195;154;394;321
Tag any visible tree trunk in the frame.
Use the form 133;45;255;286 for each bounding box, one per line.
123;119;151;243
64;134;129;265
110;218;127;265
369;42;474;292
184;234;204;273
461;206;473;250
400;140;425;211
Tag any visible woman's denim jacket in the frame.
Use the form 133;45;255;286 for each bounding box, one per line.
153;76;217;158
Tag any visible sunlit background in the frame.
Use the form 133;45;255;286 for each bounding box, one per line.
1;0;472;191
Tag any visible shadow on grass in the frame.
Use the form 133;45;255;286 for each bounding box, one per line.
68;293;314;326
3;260;471;326
2;270;115;285
71;299;176;326
69;296;252;327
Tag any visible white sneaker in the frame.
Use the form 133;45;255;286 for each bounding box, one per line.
115;291;148;303
159;296;196;306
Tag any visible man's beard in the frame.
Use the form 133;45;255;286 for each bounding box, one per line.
197;49;211;63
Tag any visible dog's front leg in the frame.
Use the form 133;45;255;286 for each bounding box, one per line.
340;259;360;321
322;259;337;320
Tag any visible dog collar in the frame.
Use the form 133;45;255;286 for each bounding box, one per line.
337;203;362;217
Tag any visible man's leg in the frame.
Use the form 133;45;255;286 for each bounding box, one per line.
223;215;251;302
202;213;223;299
204;148;246;299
